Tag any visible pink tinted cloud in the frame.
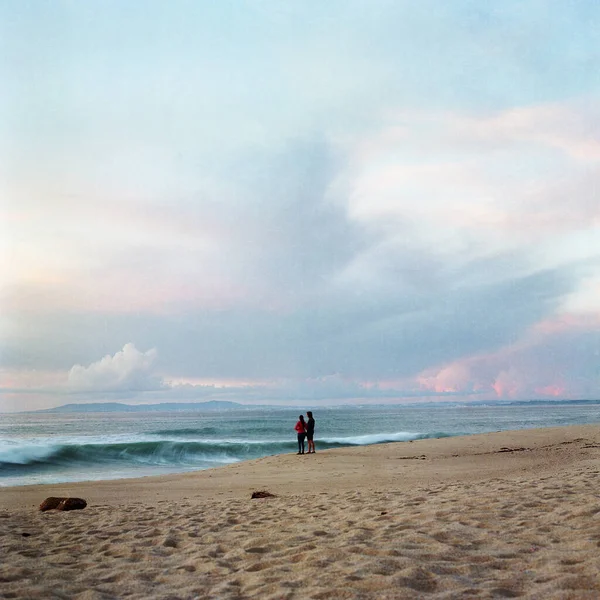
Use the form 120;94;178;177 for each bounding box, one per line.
1;272;251;315
453;102;600;162
355;99;600;164
347;99;600;238
417;311;600;401
535;384;566;397
530;312;600;336
0;368;66;390
417;363;474;394
1;195;265;315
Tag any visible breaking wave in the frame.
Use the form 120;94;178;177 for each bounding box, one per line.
0;431;453;478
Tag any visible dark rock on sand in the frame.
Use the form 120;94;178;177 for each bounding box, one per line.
39;497;63;511
251;491;276;499
39;497;87;511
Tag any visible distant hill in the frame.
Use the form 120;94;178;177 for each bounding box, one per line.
33;401;245;413
23;398;600;415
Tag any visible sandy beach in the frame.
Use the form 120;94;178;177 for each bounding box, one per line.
2;424;600;599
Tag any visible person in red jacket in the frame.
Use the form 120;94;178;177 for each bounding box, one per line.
295;415;307;455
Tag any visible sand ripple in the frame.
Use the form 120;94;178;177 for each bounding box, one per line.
2;463;600;599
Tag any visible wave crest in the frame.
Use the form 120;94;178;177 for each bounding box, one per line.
0;431;453;477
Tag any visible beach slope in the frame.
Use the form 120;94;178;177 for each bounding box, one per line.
2;424;600;599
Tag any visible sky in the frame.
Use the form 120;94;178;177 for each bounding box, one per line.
1;0;600;412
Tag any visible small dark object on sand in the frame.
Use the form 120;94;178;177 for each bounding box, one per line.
251;491;277;499
39;497;87;512
57;498;87;511
39;497;64;511
21;532;31;537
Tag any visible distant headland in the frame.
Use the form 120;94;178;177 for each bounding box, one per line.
31;401;246;413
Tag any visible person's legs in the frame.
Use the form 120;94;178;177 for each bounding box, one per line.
300;434;306;454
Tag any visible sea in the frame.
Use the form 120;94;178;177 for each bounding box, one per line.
2;403;600;488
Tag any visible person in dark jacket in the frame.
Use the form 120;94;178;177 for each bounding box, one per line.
306;411;315;454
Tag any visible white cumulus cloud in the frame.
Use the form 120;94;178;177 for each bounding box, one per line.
68;343;163;392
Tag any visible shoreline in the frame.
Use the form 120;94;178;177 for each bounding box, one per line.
3;423;599;509
3;424;600;599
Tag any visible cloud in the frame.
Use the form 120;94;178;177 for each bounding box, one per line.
3;0;600;412
6;257;570;386
1;352;470;411
458;102;600;162
418;312;600;400
2;112;590;409
67;343;162;393
346;100;600;238
0;273;595;411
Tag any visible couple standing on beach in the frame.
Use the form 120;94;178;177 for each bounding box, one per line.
294;411;315;455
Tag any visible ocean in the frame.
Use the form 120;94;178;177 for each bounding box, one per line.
2;403;600;487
